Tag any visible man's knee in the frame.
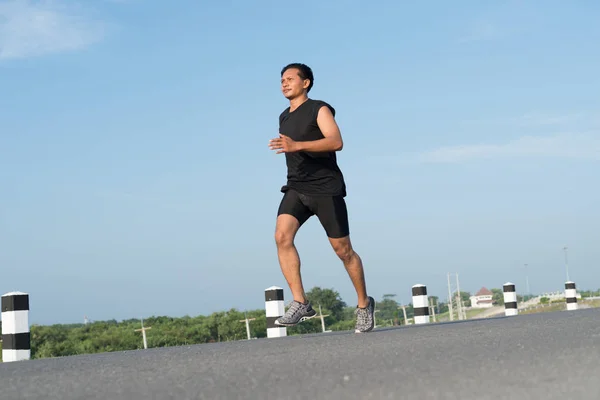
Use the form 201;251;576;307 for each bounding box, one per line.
332;238;355;262
275;214;300;248
274;228;294;248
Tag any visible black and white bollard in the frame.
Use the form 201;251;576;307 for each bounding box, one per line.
1;291;31;362
565;281;578;311
412;284;430;324
503;282;518;316
264;286;286;338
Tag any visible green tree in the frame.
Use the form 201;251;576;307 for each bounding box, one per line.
376;294;400;325
459;291;472;307
427;295;448;315
491;288;504;305
305;287;346;322
438;302;449;314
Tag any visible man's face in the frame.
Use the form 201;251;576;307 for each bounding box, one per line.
281;68;309;99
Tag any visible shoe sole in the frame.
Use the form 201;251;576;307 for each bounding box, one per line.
274;312;317;327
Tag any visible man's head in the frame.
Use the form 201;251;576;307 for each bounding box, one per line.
280;63;314;100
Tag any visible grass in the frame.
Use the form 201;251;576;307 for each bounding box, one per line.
520;298;600;314
466;308;489;319
520;303;566;314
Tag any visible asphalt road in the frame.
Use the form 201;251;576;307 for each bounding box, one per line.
2;308;600;400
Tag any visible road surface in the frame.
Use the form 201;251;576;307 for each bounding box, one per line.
1;308;599;399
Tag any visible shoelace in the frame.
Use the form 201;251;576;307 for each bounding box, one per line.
284;301;303;319
355;307;369;325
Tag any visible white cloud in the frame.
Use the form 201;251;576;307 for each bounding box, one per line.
0;0;105;60
416;133;600;163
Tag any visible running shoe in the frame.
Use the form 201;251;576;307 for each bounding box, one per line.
274;300;317;326
355;296;375;333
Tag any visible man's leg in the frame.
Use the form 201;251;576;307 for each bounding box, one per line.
328;235;369;309
314;195;375;332
273;190;317;326
274;213;306;304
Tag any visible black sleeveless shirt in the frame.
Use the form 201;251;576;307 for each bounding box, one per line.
278;99;347;197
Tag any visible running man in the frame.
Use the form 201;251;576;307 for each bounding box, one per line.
268;63;375;333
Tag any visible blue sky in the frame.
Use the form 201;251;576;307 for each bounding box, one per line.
1;0;599;325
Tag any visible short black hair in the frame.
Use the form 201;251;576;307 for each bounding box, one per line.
281;63;314;93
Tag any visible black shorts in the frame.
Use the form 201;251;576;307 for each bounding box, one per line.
277;189;350;238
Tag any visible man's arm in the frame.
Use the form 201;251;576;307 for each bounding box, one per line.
295;105;343;152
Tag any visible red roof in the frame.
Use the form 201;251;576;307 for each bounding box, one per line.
475;287;493;296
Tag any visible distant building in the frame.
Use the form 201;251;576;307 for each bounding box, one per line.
470;287;494;308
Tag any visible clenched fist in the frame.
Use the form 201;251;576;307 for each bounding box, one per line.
269;134;299;154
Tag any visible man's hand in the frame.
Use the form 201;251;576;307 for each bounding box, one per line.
269;134;299;154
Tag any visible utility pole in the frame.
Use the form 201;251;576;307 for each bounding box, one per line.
455;273;465;320
564;246;570;282
429;298;437;322
398;305;408;325
238;312;256;340
524;263;530;296
135;318;152;350
317;304;330;333
383;293;399;326
447;273;454;321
